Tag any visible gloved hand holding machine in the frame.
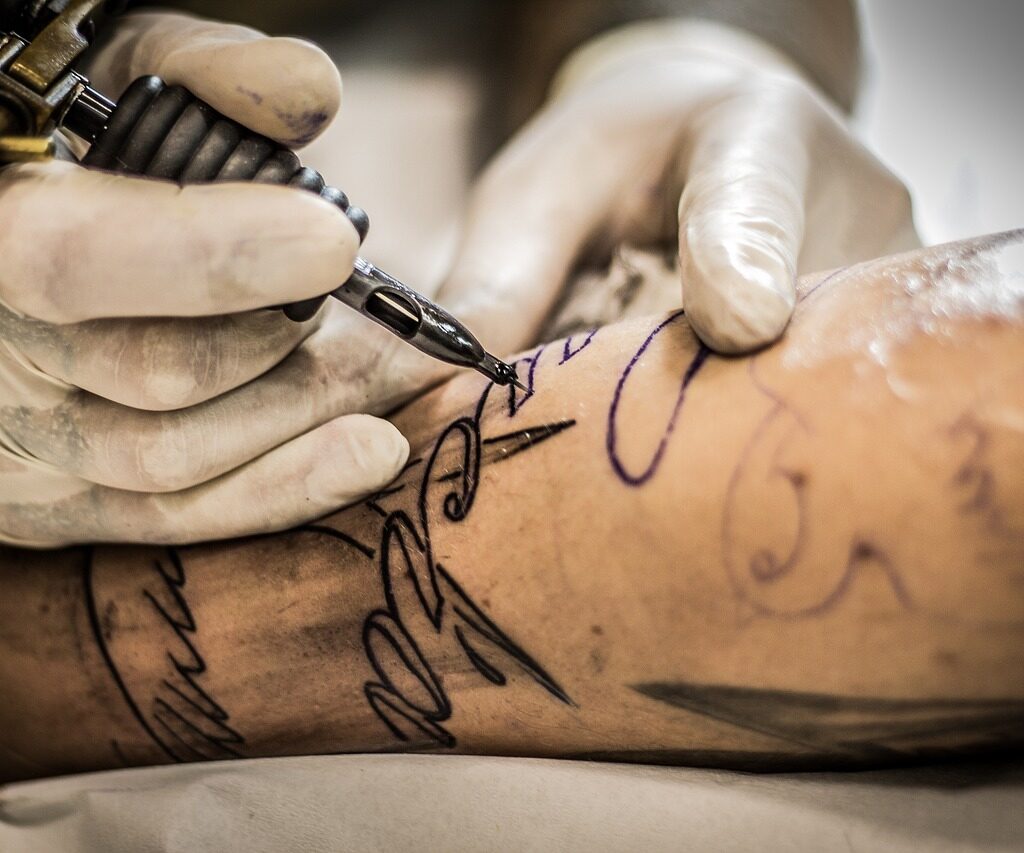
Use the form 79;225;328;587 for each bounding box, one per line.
0;0;920;548
0;0;523;388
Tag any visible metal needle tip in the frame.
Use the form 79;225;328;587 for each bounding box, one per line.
477;351;524;390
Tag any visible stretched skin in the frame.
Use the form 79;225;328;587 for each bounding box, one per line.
1;232;1023;783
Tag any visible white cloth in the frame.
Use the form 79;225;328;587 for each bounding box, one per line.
1;755;1022;852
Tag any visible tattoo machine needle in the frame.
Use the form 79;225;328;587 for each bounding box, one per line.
55;75;525;391
333;259;527;391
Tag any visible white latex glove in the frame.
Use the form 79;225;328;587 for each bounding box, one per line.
442;19;920;356
0;12;424;548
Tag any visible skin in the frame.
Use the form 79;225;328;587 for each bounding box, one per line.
1;232;1022;783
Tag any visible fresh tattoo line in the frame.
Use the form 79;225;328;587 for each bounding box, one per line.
628;681;1024;769
607;310;711;486
84;548;245;764
507;344;547;416
506;324;600;417
560;329;599;365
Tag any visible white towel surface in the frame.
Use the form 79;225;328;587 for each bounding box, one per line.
1;755;1022;852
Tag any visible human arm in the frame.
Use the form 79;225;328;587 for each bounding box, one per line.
2;232;1023;782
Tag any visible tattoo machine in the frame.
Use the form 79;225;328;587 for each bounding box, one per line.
0;0;525;390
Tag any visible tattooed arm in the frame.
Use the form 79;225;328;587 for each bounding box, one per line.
2;232;1023;782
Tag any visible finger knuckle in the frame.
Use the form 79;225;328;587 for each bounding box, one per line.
132;423;207;491
133;364;208;411
129;324;231;411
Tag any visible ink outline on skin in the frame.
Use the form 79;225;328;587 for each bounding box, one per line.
84;548;246;764
607;681;1024;770
560;328;599;364
351;379;576;747
606;310;711;486
721;360;912;619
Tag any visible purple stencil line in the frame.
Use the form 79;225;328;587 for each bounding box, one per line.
560;328;598;365
606;310;710;486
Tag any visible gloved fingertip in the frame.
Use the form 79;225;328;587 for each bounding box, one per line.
681;231;797;354
217;36;342;147
306;415;410;503
187;182;358;307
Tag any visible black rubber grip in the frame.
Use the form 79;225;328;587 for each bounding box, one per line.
82;75;368;322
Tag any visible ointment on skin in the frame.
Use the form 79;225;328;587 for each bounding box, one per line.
783;230;1024;378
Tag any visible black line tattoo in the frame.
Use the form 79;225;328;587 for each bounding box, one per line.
627;681;1024;770
84;548;245;763
355;381;575;748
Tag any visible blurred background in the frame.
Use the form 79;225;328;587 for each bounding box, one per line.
162;0;1024;250
859;0;1023;243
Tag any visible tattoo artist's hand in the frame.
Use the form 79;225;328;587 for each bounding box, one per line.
0;12;416;547
441;20;920;355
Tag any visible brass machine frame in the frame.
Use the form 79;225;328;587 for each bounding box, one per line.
0;0;108;161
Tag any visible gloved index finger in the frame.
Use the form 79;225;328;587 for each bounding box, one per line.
678;80;810;353
84;11;343;148
0;161;358;323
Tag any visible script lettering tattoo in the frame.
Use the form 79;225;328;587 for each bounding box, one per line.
313;379;576;750
607;310;710;486
612;682;1024;770
84;548;244;763
83;340;583;762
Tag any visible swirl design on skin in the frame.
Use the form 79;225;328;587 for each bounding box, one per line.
357;381;575;748
721;364;912;619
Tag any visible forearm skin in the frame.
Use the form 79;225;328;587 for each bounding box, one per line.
2;233;1024;783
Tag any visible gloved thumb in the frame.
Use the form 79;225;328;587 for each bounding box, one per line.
678;81;809;354
85;11;342;148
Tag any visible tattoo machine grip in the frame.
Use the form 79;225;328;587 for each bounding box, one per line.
80;75;367;322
